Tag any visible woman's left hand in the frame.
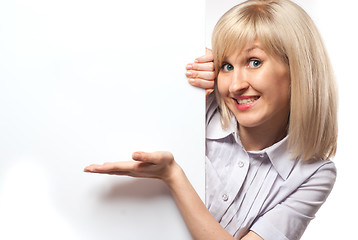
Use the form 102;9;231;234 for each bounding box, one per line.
84;151;178;183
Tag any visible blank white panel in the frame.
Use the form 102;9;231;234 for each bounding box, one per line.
0;0;205;239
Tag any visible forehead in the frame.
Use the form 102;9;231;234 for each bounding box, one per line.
224;41;267;59
242;42;266;54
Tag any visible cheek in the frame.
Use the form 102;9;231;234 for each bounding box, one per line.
254;70;290;107
265;67;290;93
270;73;291;105
279;71;291;99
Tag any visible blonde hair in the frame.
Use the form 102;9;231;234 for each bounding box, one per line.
212;0;338;161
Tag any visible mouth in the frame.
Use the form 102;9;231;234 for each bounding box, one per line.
233;96;260;111
234;96;260;105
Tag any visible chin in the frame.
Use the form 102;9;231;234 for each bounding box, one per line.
233;112;267;129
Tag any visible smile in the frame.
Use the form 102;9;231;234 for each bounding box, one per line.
236;96;260;105
233;96;260;111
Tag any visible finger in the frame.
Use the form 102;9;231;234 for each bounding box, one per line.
186;62;214;71
195;50;213;63
132;151;173;165
186;70;215;80
101;169;149;177
188;78;215;90
84;161;138;173
85;167;144;177
195;55;214;63
104;168;158;178
100;170;132;176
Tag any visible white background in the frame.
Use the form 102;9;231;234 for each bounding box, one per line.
206;0;358;239
1;0;356;239
0;0;205;239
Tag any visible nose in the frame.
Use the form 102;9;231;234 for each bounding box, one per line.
229;69;250;94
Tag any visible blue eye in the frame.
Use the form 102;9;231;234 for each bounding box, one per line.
248;59;262;68
222;63;234;72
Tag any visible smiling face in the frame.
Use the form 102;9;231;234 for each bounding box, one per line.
217;41;291;139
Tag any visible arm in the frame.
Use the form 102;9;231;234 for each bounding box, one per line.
84;152;262;240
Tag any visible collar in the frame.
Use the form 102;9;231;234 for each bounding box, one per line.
206;107;237;140
206;107;296;180
249;136;297;180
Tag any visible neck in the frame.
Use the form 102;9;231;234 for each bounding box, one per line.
238;118;288;152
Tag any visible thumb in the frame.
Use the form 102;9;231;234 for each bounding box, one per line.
132;151;174;165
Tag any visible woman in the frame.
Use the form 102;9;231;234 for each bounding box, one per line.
85;0;337;239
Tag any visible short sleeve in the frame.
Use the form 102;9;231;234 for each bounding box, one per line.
250;162;337;240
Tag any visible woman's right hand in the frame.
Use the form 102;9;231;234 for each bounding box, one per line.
186;48;215;95
84;151;180;185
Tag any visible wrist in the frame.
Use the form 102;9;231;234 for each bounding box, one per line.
162;161;185;188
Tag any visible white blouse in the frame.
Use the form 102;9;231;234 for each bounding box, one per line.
205;94;336;240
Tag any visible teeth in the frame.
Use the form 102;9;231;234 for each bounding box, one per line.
236;97;259;105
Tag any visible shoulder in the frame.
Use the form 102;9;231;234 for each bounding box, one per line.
294;158;337;198
294;158;336;188
275;156;337;202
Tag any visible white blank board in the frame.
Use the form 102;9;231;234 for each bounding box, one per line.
0;0;205;239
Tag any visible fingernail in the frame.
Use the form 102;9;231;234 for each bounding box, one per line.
186;71;192;76
133;152;141;159
189;78;195;83
187;64;192;69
